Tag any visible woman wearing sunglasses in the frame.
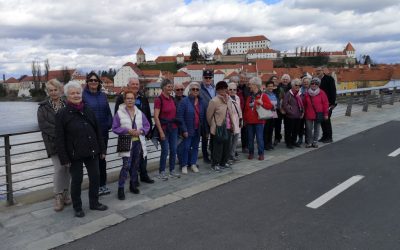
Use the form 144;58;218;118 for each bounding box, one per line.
176;82;206;174
82;72;113;196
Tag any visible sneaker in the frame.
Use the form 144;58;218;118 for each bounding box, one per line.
220;163;231;169
118;187;125;200
169;170;181;178
102;186;111;195
98;186;104;196
305;144;312;148
54;193;64;212
233;156;239;162
158;171;168;181
227;160;234;165
323;138;333;143
190;165;199;173
211;165;221;172
181;166;188;174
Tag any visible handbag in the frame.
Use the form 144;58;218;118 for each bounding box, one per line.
214;109;229;143
117;135;132;152
256;94;274;120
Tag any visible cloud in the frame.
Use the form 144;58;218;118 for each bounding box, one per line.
0;0;399;77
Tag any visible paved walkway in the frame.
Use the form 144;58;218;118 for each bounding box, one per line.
1;103;400;250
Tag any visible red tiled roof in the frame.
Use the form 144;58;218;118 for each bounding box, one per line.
5;77;19;83
47;69;76;80
247;48;279;54
344;42;355;51
227;71;239;78
123;62;143;76
214;48;222;55
185;64;207;70
214;70;225;75
137;48;145;55
142;70;161;77
212;64;242;70
174;71;190;77
155;56;176;63
161;71;174;80
392;67;400;79
256;60;273;72
242;64;257;73
73;75;86;80
20;76;34;82
224;35;270;44
177;53;184;57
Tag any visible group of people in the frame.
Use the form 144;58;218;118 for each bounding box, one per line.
37;67;336;218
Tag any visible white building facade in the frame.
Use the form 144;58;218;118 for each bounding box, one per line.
223;35;271;55
114;63;141;87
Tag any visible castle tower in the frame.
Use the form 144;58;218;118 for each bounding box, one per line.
136;47;146;64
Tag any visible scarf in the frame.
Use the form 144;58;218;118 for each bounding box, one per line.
67;101;84;112
289;89;304;110
308;87;320;97
49;99;65;113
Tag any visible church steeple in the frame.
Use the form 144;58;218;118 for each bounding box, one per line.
136;47;146;64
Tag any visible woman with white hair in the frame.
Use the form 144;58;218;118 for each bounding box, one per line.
37;79;71;212
303;77;329;148
176;82;206;174
297;75;312;145
243;77;273;160
282;78;304;149
56;81;108;217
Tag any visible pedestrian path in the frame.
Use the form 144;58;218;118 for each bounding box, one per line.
1;103;400;250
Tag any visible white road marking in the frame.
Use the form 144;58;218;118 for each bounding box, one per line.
306;175;364;209
388;147;400;157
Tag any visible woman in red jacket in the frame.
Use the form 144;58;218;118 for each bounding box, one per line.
303;78;329;148
244;77;273;160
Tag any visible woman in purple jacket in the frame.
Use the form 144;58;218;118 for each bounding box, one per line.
112;90;150;200
282;78;304;149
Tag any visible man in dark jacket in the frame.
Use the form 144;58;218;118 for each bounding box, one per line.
114;77;154;184
199;69;215;164
316;67;336;143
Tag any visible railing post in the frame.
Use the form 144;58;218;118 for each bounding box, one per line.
4;135;14;206
362;92;369;112
390;87;396;105
377;91;383;108
345;93;353;116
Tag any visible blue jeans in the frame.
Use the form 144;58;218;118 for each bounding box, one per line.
247;124;264;156
159;128;178;173
179;130;201;167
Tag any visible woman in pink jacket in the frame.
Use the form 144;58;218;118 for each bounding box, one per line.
303;78;329;148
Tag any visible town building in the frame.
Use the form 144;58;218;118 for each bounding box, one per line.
136;48;146;64
223;35;271;55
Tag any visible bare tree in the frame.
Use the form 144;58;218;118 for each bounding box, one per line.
200;47;213;60
295;47;298;57
61;66;71;84
32;61;39;90
44;59;50;82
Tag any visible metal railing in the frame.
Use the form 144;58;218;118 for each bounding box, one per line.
1;85;399;206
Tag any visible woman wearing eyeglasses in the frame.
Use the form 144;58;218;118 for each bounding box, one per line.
227;82;242;163
176;82;206;174
82;72;113;196
282;78;304;149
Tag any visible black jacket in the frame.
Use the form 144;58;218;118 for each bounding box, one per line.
56;104;106;165
114;92;153;137
319;74;336;106
37;99;66;157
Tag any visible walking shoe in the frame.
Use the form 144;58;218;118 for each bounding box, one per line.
158;171;168;181
54;193;64;212
248;154;254;160
312;143;319;148
98;186;111;196
169;170;181;178
220;163;232;169
118;187;125;200
323;138;333;143
258;155;264;161
305;144;312;148
233;156;239;161
63;189;72;206
211;165;221;172
181;166;188;174
74;209;85;218
318;137;326;142
227;160;234;165
89;203;108;211
140;176;155;184
129;185;140;194
190;165;199;173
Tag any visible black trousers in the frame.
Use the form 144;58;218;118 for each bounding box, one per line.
285;118;301;146
321;108;333;140
241;125;248;149
264;118;274;147
70;156;100;210
298;118;306;141
201;131;210;160
99;135;108;187
274;112;283;142
138;156;150;180
211;133;231;166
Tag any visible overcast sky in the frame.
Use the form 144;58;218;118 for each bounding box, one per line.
1;0;399;77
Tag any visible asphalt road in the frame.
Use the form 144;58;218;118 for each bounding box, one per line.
58;121;400;250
